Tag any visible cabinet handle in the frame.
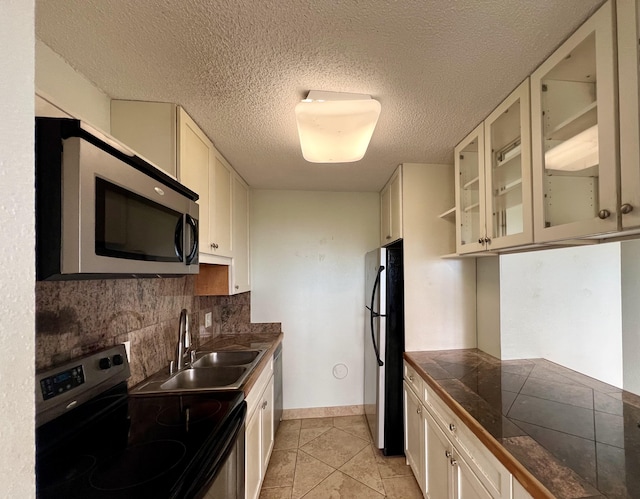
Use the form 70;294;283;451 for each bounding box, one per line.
445;450;452;458
210;243;219;249
262;400;268;409
621;203;634;214
449;423;456;431
450;458;458;467
598;209;611;220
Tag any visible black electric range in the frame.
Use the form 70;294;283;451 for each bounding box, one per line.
35;345;246;499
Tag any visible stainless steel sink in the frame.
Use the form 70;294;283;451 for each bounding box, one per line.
130;347;268;395
192;350;261;367
160;366;248;390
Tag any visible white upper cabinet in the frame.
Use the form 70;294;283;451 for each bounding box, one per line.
455;80;533;254
455;123;486;254
617;0;640;230
231;175;250;294
531;1;618;242
484;79;533;251
380;166;403;245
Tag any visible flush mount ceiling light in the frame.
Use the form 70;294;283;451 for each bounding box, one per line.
294;90;381;163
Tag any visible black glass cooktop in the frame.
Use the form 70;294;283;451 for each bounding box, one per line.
36;383;244;499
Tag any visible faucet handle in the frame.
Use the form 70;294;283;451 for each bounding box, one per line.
190;350;196;364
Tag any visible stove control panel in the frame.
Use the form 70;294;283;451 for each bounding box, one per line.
40;365;85;400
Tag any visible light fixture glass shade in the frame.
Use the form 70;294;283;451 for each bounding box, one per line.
295;91;381;163
545;125;599;171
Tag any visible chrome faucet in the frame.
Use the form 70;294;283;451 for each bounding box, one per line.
175;308;193;372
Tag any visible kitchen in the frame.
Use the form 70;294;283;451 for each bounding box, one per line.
3;0;640;497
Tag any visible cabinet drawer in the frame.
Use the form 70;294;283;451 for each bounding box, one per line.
246;357;274;417
403;361;423;397
425;385;511;498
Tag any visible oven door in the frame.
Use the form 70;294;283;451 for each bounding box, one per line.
62;136;199;276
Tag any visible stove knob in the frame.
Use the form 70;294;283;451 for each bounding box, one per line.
112;354;124;366
99;357;112;370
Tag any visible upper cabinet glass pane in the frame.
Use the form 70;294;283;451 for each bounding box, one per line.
488;97;524;239
458;135;481;246
540;34;598;228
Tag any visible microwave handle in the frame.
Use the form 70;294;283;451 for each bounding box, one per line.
185;215;198;265
174;217;184;262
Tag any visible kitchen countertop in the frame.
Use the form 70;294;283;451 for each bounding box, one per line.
199;332;283;396
404;349;640;499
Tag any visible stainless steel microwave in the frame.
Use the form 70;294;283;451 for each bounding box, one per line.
36;118;199;280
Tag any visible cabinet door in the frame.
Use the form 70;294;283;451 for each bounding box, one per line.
531;1;618;242
211;157;233;257
232;175;250;294
617;0;640;229
403;382;425;493
389;168;403;243
245;407;262;499
178;108;212;255
260;376;275;472
381;167;403;245
425;411;452;499
453;452;493;499
484;79;533;250
455;123;487;254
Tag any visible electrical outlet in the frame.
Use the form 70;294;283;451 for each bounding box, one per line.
205;312;212;328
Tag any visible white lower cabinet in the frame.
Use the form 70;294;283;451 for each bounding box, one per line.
404;361;533;499
245;359;275;499
404;382;425;492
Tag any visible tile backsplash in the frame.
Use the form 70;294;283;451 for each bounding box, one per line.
36;276;280;385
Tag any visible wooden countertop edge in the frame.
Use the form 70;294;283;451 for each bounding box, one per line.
241;333;283;397
404;353;555;499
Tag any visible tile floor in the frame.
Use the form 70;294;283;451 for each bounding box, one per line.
259;415;423;498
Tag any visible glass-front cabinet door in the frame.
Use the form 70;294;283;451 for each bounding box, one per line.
483;79;533;250
455;124;486;254
531;1;618;242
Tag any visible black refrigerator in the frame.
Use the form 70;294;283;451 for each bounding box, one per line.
364;240;404;456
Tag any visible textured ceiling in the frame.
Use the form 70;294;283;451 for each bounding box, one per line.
36;0;604;192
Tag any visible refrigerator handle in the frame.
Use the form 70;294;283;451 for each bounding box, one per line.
368;265;385;367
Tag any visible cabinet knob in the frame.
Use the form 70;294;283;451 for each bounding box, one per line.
478;238;484;244
416;407;421;414
450;458;458;467
598;209;611;220
445;450;452;458
235;285;239;290
449;423;456;431
262;400;268;409
386;235;391;240
621;203;634;215
408;374;414;381
485;237;491;245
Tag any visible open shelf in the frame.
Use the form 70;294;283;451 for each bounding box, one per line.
463;176;479;190
546;101;597;141
463;202;480;213
438;207;456;219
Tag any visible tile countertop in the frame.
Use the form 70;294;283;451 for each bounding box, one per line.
199;332;283;397
404;349;640;499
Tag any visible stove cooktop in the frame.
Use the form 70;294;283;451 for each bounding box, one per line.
36;384;245;499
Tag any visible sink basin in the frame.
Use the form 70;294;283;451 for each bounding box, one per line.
160;366;247;390
129;347;269;395
192;350;261;367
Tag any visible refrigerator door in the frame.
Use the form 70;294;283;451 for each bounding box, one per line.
364;248;386;448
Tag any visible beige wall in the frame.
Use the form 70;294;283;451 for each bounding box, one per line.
250;190;379;410
0;0;36;496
